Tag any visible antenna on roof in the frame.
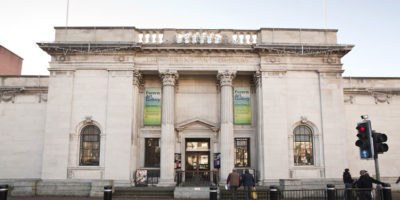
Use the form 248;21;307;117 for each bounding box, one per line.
65;0;70;40
323;0;327;28
66;0;70;27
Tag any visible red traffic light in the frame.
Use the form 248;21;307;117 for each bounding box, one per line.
356;125;366;132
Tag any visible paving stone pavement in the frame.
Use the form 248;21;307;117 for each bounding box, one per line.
7;197;173;200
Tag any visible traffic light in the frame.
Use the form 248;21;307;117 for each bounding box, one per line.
355;120;374;159
372;131;388;154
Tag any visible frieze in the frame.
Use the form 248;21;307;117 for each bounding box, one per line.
262;71;287;78
136;56;257;66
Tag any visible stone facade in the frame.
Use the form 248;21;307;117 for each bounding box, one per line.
1;27;400;195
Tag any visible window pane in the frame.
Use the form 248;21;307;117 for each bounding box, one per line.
293;125;313;166
186;141;209;150
235;138;250;167
80;125;100;166
145;138;160;167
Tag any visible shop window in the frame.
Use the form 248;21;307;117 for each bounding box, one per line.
235;138;250;167
293;125;314;166
145;138;160;167
79;125;100;166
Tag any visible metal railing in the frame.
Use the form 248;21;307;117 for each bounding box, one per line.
220;187;392;200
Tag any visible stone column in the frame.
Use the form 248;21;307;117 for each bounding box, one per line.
217;70;236;183
254;71;265;183
158;70;178;186
130;70;142;180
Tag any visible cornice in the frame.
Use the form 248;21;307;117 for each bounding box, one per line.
38;42;353;57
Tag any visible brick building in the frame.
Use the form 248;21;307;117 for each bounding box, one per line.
0;45;23;75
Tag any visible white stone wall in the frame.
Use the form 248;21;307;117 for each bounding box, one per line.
0;95;47;178
42;69;134;181
175;75;219;125
0;76;48;179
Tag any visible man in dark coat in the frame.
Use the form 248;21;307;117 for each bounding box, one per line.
343;168;354;199
355;170;386;200
241;169;255;200
227;169;240;200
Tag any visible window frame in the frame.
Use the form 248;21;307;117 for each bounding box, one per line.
234;137;250;168
293;125;314;166
144;138;161;168
79;125;101;166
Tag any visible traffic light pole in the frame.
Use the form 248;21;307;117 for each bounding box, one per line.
374;155;382;200
374;155;381;181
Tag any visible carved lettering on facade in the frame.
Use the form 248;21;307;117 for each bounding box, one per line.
140;56;252;65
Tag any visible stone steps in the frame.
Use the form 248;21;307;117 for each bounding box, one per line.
113;186;174;198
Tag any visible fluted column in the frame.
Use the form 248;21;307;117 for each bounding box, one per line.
158;70;178;186
254;71;265;183
217;70;236;183
130;70;142;180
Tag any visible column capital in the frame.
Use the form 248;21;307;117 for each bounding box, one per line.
217;70;236;86
132;70;143;86
160;70;179;86
253;71;262;87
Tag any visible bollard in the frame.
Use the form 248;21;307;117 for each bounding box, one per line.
327;184;335;200
209;185;217;200
382;183;392;200
104;185;112;200
0;184;8;200
269;185;278;200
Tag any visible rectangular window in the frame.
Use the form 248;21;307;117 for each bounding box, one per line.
145;138;160;167
234;138;250;167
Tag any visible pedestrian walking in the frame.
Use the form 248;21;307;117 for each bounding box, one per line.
343;168;354;199
241;169;255;200
227;169;240;200
354;170;387;200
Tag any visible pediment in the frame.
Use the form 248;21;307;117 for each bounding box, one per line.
175;118;219;132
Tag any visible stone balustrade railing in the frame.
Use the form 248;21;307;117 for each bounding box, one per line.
137;30;164;44
54;27;338;45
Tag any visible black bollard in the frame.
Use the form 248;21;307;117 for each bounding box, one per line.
0;184;8;200
104;185;112;200
269;185;279;200
209;185;217;200
327;184;335;200
382;184;392;200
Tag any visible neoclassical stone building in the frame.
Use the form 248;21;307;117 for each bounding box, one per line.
1;27;399;194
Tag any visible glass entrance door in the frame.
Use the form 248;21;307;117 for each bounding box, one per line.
186;152;209;171
184;138;210;185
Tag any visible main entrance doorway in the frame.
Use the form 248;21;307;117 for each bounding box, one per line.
184;138;211;186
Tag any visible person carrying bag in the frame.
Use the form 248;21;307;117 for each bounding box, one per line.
251;186;258;200
241;169;255;200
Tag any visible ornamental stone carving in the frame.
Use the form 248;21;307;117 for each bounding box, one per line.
253;71;262;87
160;70;179;86
217;70;236;86
132;70;143;86
373;94;391;104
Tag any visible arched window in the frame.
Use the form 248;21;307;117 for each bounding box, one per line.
79;125;100;166
293;125;313;166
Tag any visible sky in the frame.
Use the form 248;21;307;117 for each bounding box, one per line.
0;0;399;77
